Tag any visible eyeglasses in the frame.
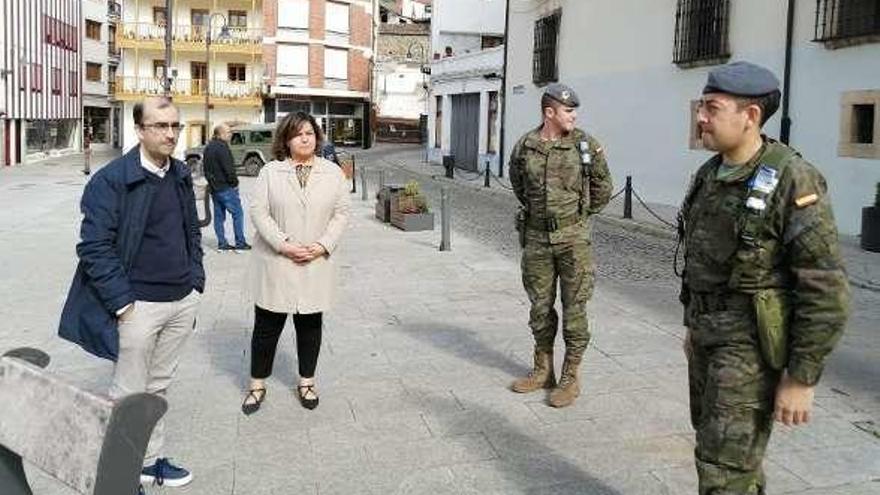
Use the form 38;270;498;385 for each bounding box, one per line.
141;122;185;134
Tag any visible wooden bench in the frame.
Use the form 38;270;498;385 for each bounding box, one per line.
0;348;166;495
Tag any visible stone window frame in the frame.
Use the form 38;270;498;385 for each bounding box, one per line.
839;90;880;159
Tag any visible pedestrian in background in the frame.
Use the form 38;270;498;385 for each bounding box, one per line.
241;111;350;414
203;122;250;251
679;61;850;494
508;83;613;408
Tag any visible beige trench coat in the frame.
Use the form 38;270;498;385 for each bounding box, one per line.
249;157;350;314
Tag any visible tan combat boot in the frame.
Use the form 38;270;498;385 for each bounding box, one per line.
510;350;556;393
549;354;582;407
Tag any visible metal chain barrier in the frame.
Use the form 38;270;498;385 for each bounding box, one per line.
631;188;677;229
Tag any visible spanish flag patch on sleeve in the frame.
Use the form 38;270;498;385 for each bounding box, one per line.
795;193;819;208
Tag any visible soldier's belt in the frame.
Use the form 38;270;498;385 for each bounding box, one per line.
526;214;585;232
690;292;752;313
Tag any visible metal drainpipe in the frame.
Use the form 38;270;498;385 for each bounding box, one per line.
498;0;511;178
164;0;173;96
780;0;795;144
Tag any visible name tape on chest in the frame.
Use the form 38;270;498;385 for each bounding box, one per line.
578;140;591;165
749;165;779;194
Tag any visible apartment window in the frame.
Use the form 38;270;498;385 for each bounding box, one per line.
326;2;351;34
32;64;43;92
533;10;561;85
814;0;880;45
229;10;247;28
153;60;166;79
482;35;504;50
52;68;62;95
434;96;442;148
839;90;880;159
86;20;101;41
70;71;78;96
277;44;309;75
86;62;102;82
673;0;731;66
278;0;309;29
325;48;349;80
228;63;246;82
153;7;167;25
853;105;876;144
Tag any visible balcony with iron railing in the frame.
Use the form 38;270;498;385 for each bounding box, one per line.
117;23;262;55
113;76;262;107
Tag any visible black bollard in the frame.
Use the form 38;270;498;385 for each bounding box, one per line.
624;175;633;220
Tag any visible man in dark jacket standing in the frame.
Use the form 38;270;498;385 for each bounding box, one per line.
59;97;204;491
204;123;250;250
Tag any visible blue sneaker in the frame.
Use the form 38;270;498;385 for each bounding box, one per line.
140;458;193;487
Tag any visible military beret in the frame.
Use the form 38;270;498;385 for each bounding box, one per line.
703;61;780;97
543;83;580;108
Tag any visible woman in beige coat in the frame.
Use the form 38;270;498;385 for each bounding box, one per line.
242;112;350;414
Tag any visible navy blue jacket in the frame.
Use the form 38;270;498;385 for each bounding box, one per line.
58;146;205;360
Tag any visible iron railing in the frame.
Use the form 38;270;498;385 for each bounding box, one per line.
118;23;262;46
532;9;561;84
113;76;261;101
814;0;880;41
673;0;731;65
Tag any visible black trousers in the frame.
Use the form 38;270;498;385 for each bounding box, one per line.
250;305;323;379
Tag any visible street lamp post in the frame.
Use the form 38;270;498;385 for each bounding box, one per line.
203;13;230;145
405;43;429;162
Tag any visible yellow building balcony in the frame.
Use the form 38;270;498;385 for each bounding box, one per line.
113;76;262;107
117;23;262;56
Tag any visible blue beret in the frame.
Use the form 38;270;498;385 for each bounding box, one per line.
703;61;780;97
543;83;580;108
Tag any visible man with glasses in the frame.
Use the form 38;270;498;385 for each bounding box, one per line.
60;96;204;492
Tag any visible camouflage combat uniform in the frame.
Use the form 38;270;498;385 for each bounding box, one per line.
680;138;850;494
509;126;613;405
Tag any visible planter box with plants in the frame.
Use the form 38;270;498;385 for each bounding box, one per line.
391;181;434;231
861;182;880;253
375;184;404;223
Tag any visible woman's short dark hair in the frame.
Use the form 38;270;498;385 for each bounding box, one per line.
272;112;324;160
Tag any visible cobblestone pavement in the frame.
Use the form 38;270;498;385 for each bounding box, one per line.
355;144;880;421
2;147;879;494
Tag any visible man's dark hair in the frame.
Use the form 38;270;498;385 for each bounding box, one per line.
272;111;324;160
541;94;561;112
133;97;176;126
736;90;781;126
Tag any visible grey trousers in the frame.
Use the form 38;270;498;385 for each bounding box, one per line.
109;290;200;465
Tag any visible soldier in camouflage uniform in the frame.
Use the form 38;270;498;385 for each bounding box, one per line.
679;61;850;494
508;83;613;408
